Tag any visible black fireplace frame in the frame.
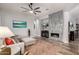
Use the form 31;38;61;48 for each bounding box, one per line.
41;30;49;38
51;33;59;38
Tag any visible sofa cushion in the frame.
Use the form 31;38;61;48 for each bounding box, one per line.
22;37;37;46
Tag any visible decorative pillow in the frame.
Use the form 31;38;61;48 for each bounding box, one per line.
4;37;14;45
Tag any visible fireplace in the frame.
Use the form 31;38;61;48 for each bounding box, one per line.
41;30;49;38
51;33;59;38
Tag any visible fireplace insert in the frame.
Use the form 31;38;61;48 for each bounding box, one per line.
51;33;59;38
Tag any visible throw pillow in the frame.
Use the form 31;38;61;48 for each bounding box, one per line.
5;37;14;45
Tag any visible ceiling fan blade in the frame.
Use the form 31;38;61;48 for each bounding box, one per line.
34;7;40;10
21;7;27;9
22;11;27;12
33;12;36;15
35;11;41;13
28;3;33;10
21;7;29;11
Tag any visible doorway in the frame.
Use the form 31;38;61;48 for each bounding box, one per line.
68;18;79;44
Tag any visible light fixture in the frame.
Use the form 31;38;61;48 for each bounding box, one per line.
29;11;33;13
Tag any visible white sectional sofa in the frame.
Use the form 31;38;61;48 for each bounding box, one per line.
12;35;37;46
21;37;37;46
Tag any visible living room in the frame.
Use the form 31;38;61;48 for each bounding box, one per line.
0;3;79;55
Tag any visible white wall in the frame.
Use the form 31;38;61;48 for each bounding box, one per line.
0;16;1;26
69;5;79;30
0;10;39;37
34;19;41;36
76;16;79;24
62;12;70;43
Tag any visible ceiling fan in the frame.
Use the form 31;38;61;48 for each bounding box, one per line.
21;3;41;15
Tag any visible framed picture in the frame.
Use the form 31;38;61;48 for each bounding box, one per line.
13;20;27;28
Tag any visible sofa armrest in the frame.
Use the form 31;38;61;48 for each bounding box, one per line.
22;37;37;46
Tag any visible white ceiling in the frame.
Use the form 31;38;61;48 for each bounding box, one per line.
0;3;78;19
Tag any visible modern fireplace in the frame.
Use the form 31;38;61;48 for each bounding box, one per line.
51;33;59;38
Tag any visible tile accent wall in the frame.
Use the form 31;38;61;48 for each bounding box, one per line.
40;10;64;41
49;10;64;40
